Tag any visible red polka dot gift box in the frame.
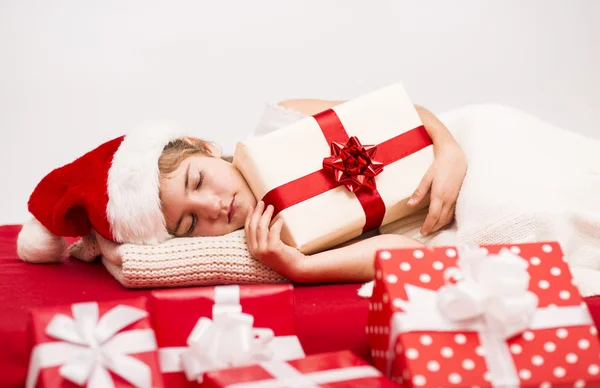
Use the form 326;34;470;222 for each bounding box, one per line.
367;242;600;387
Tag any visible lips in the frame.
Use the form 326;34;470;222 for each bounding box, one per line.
228;195;236;223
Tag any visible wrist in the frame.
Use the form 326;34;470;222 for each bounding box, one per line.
415;104;454;147
288;253;312;283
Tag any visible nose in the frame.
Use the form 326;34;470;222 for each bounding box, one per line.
194;193;227;220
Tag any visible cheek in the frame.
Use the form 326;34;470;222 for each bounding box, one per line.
159;183;181;224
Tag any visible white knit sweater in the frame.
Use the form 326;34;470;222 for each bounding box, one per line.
257;103;600;297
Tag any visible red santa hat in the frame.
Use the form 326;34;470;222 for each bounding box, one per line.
17;125;188;263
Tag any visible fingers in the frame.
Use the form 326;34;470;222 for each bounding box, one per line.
431;203;451;233
408;169;433;207
420;198;442;236
257;204;274;251
244;205;254;250
245;201;279;255
268;219;284;251
245;201;265;251
445;203;456;227
424;198;457;235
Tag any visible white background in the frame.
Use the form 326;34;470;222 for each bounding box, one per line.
1;0;599;225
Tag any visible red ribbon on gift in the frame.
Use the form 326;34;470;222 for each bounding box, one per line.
262;109;432;234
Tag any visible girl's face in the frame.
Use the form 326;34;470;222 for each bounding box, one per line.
160;154;257;237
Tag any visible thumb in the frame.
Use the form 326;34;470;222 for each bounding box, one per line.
408;171;433;207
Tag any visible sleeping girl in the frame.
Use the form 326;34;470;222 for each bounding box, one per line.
16;99;466;285
16;98;600;292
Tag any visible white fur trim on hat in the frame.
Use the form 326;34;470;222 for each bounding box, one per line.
106;125;188;245
17;218;67;263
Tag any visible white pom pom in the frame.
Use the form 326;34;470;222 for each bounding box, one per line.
17;218;67;263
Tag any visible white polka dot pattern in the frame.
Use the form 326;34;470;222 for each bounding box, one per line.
519;369;531;380
386;274;398;284
406;348;419;360
441;347;453;358
578;339;590;350
556;328;568;339
427;361;440;372
454;334;467;345
531;355;544;366
448;372;462;384
413;249;424;259
523;331;535;341
379;250;392;260
559;290;570;300
544;342;557;352
462;359;475;370
412;375;426;386
420;335;432;346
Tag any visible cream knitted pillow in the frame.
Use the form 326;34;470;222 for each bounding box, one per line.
68;230;287;288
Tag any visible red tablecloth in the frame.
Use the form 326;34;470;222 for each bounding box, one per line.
1;224;599;387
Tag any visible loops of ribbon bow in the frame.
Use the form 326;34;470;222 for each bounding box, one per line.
322;136;384;192
436;245;539;339
26;302;157;388
180;310;276;382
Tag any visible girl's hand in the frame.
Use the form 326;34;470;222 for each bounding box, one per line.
245;201;307;281
408;141;467;236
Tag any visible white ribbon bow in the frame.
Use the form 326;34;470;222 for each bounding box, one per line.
436;246;539;339
157;285;305;382
26;302;158;388
180;310;277;382
390;245;594;387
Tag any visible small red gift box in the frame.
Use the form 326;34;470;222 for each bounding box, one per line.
26;297;163;388
203;350;398;387
149;284;305;387
368;242;600;387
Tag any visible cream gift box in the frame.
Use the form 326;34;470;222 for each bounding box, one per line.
234;82;433;254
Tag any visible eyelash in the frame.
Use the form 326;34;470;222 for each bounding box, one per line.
187;171;204;235
195;171;204;190
188;215;197;235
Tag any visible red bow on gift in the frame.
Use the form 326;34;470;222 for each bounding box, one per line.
322;136;384;192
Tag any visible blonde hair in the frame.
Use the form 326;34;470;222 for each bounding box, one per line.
158;138;232;177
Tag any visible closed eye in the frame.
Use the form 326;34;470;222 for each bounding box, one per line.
195;171;204;190
186;214;197;235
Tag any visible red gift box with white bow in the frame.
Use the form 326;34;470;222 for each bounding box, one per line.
149;284;305;387
368;242;600;387
203;350;398;388
26;297;163;388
